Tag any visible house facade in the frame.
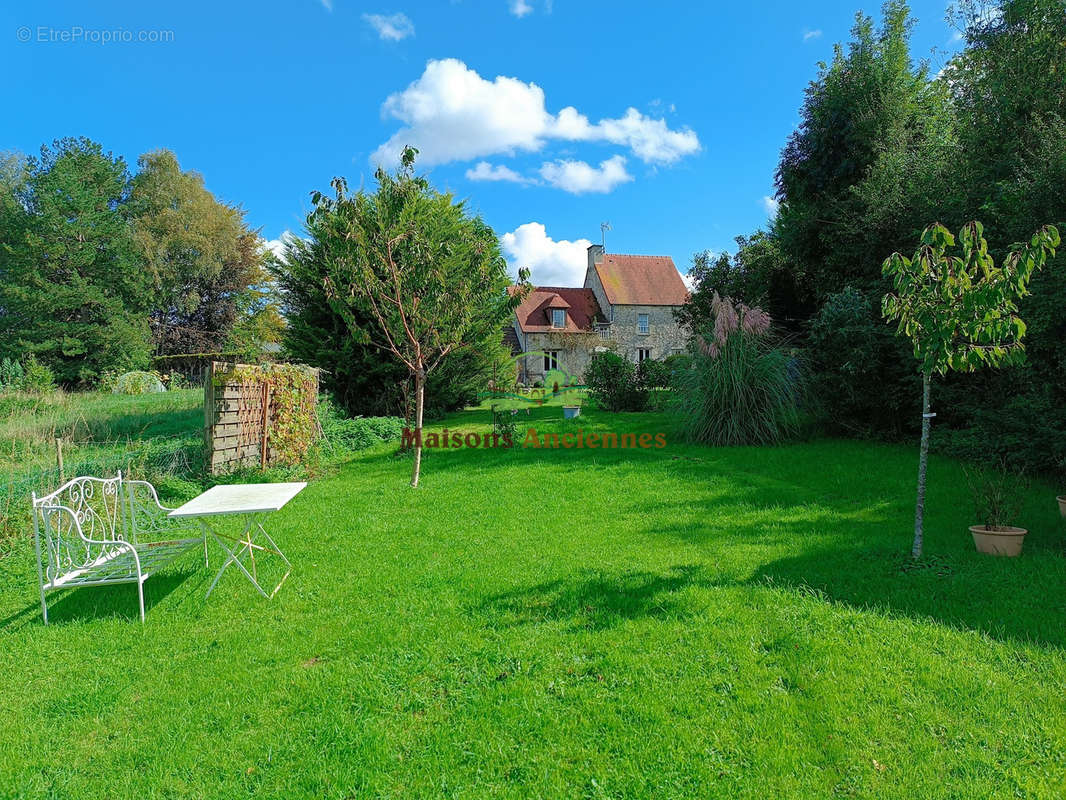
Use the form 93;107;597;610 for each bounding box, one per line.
508;244;689;385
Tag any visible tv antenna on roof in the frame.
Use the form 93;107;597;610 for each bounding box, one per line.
600;221;612;250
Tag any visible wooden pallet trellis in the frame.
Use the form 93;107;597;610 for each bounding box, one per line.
204;361;319;475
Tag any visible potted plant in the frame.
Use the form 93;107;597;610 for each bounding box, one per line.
965;463;1030;557
562;400;582;419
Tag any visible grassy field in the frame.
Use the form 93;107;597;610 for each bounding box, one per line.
1;394;1066;797
0;389;206;543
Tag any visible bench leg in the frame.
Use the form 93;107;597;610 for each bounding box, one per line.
39;586;48;626
138;578;146;623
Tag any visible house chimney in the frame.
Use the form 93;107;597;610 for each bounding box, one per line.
587;243;604;271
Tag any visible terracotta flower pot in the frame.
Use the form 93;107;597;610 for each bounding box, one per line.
1058;495;1066;518
969;525;1027;557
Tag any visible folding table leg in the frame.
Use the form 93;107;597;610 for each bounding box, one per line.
203;515;291;600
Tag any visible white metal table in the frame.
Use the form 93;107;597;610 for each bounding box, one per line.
168;482;305;599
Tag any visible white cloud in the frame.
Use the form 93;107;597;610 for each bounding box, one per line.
803;29;822;41
465;161;534;184
501;222;591;286
363;12;415;41
762;195;780;216
539;155;632;194
371;59;700;167
260;230;299;263
510;0;533;17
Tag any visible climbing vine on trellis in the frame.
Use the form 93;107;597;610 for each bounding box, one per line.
209;362;320;470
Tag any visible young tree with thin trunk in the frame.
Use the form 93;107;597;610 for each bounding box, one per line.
882;221;1059;558
311;147;527;487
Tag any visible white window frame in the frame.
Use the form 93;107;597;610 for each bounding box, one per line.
637;313;650;335
637;348;651;363
598;326;610;341
551;309;566;329
543;351;559;371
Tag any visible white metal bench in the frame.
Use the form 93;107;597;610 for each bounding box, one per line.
31;473;203;623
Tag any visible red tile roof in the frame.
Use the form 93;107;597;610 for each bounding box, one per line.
510;286;604;333
594;253;688;306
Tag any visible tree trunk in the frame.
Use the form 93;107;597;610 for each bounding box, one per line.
912;371;932;559
411;367;425;488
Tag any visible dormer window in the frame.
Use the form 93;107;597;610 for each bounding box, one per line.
551;309;566;328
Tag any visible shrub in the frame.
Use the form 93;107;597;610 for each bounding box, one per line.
0;358;24;391
585;352;648;412
318;395;404;456
18;356;55;394
637;358;671;390
673;295;804;446
807;287;917;437
113;370;166;395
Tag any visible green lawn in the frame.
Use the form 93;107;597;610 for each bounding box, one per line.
1;398;1065;798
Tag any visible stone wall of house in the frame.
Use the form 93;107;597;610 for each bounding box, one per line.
519;331;601;385
607;305;687;362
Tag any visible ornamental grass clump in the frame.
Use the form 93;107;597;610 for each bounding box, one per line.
674;293;803;446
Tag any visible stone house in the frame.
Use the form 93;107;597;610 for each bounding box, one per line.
507;244;689;385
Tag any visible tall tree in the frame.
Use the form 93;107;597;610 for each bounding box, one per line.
775;1;955;302
0;138;151;384
310;147;525;486
127;149;273;359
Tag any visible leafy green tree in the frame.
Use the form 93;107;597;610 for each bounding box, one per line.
309;147;523;487
936;0;1066;467
127;149;274;359
676;231;806;335
0;138;151;384
776;1;953;302
275;218;511;419
882;221;1059;558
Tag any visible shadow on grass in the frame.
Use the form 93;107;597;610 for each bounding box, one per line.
478;565;718;631
0;567;200;629
745;539;1066;650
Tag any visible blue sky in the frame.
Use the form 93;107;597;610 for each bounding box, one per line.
2;0;964;286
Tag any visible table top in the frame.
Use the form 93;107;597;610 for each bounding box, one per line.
168;482;307;518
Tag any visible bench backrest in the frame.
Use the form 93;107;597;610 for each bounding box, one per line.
32;474;128;584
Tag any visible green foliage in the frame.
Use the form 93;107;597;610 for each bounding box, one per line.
0;137;152;384
964;460;1029;529
17;355;55;394
212;363;319;468
747;0;1066;472
317;394;403;457
0;356;55;394
636;357;671;390
112;370;166;395
676;232;804;333
127;149;276;360
807;287;917;436
274;225;512;419
673;329;804;446
585;352;649;412
0;359;24;391
881;221;1059;375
